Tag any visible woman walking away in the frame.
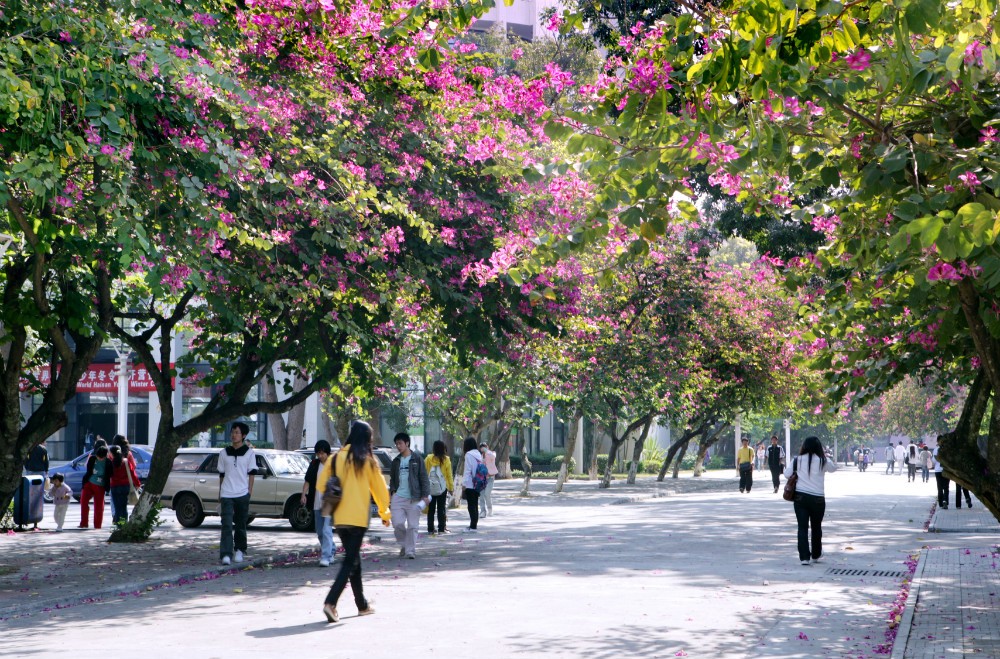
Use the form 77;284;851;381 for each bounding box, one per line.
918;444;933;483
784;436;837;566
461;437;483;532
425;440;453;535
109;437;141;525
906;444;919;482
321;421;390;623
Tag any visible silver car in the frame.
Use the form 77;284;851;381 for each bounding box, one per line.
161;448;315;532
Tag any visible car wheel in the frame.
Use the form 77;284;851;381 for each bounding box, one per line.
287;498;314;532
174;493;206;528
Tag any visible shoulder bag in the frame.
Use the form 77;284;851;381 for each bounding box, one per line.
125;457;141;506
782;457;798;502
321;454;342;517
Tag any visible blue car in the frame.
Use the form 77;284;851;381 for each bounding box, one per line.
46;446;153;502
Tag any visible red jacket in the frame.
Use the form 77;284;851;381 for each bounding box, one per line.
109;453;141;488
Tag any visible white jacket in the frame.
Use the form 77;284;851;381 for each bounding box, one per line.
462;449;483;489
784;454;837;497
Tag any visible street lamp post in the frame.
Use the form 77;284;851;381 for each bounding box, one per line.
783;417;791;461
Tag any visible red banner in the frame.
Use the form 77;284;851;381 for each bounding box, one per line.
28;363;174;394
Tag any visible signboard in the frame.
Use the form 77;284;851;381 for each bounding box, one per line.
28;363;173;394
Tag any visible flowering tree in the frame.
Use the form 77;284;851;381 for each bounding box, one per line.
551;0;1000;518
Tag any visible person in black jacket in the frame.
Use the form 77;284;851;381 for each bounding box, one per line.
389;432;430;559
766;435;786;494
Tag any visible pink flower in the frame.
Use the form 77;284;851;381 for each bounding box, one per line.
958;171;981;191
927;262;962;282
964;40;985;66
511;48;524;61
845;49;871;71
58;31;72;42
980;127;999;143
100;144;116;155
546;14;564;31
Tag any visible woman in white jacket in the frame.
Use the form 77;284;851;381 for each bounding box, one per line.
784;436;837;566
461;437;483;532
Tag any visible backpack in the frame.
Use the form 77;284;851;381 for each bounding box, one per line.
429;464;447;496
472;460;489;493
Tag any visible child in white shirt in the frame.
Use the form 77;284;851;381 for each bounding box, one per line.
48;474;73;531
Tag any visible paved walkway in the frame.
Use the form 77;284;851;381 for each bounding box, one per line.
1;469;997;659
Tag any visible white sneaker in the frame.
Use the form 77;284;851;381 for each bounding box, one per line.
319;559;330;567
222;556;231;566
811;557;822;563
800;560;811;566
462;527;478;533
234;550;244;563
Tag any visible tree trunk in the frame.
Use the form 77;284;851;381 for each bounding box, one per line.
555;411;582;493
671;441;689;478
600;433;623;488
263;377;288;449
657;429;699;481
519;443;533;496
693;436;713;477
938;370;1000;522
587;421;599;479
626;417;653;485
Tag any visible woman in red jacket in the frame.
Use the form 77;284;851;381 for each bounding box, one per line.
109;436;141;526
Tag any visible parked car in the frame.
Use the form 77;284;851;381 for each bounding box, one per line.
46;446;153;502
161;448;316;531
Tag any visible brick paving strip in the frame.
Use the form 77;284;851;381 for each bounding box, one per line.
892;547;1000;659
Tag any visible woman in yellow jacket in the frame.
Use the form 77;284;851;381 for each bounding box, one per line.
424;440;454;535
321;421;390;623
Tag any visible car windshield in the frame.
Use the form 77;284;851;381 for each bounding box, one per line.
266;452;311;475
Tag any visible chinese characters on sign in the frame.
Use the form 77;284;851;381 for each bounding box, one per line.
28;364;173;393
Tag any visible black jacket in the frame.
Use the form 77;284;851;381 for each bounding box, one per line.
25;444;49;472
766;444;785;469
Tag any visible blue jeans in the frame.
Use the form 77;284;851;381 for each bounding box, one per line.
110;484;130;525
315;512;334;562
220;494;250;559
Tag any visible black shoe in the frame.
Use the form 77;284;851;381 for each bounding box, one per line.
740;490;744;493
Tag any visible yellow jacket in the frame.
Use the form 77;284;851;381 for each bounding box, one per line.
318;445;390;528
737;446;755;466
424;454;454;492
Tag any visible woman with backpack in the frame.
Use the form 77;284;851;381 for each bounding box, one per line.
425;440;454;535
460;437;484;533
321;421;390;624
783;436;837;566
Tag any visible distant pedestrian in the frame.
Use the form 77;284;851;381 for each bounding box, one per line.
703;450;711;469
894;441;906;475
905;443;918;482
461;437;484;531
321;421;390;623
918;445;933;483
766;435;785;493
425;440;453;535
108;436;141;525
736;437;754;493
784;436;837;566
933;447;949;510
80;445;111;529
478;442;498;518
390;432;430;560
955;483;973;509
755;443;765;471
218;422;257;566
48;474;72;532
884;443;895;475
301;440;334;567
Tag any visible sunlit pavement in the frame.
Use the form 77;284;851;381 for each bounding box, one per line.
1;468;994;658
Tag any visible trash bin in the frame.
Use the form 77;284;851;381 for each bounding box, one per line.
13;475;45;529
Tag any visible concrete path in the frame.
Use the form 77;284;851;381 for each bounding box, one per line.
0;468;995;658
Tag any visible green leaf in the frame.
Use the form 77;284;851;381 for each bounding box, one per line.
508;267;523;285
820;166;840;187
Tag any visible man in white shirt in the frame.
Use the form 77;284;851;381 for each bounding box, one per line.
218;422;257;566
932;447;949;510
893;441;906;476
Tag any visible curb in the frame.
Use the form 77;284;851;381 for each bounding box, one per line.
611;491;678;505
0;548;315;620
889;548;929;659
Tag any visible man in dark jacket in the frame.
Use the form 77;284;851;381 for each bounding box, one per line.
389;432;430;559
765;435;785;494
